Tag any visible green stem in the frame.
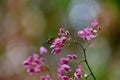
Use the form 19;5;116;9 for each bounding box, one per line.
83;49;96;80
77;60;85;65
75;40;96;80
74;40;84;50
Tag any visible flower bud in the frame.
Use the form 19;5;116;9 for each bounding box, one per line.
40;46;47;55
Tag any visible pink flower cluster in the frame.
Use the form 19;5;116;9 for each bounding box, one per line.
23;46;52;80
23;54;45;75
23;21;100;80
50;28;70;54
40;75;51;80
58;28;70;37
78;20;100;41
57;54;83;80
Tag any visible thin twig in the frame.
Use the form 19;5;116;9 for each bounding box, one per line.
45;65;52;78
43;55;52;78
75;40;96;80
77;60;85;65
83;49;96;80
74;40;84;50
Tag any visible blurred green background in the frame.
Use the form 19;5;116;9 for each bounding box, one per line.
0;0;120;80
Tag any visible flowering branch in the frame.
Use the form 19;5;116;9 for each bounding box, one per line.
75;40;96;80
75;20;100;80
23;20;101;80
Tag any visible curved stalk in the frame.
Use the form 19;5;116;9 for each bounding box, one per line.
46;66;52;77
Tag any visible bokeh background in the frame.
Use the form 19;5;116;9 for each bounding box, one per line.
0;0;120;80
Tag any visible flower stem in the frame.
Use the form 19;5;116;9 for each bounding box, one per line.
74;40;84;50
45;65;52;78
75;40;96;80
83;49;96;80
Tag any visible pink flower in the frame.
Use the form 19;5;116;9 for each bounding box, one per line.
50;37;67;54
67;54;77;60
51;48;62;54
62;76;71;80
65;31;70;35
59;57;70;65
58;28;70;37
23;54;45;75
60;28;65;34
40;75;51;80
91;20;98;27
50;28;71;54
83;27;93;35
40;46;48;55
57;68;64;77
78;20;100;41
84;35;96;41
78;27;95;41
74;65;83;79
57;54;78;80
91;20;101;30
60;64;71;72
61;37;67;43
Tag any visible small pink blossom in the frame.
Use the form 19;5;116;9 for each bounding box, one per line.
40;75;51;80
57;54;79;80
62;76;71;80
83;27;93;35
40;46;48;55
60;28;65;33
74;65;83;79
91;20;101;30
67;54;77;60
51;48;62;54
50;37;66;54
60;64;71;72
65;31;70;35
59;57;70;65
58;28;70;37
61;37;67;43
84;35;96;41
91;20;98;27
57;68;64;77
